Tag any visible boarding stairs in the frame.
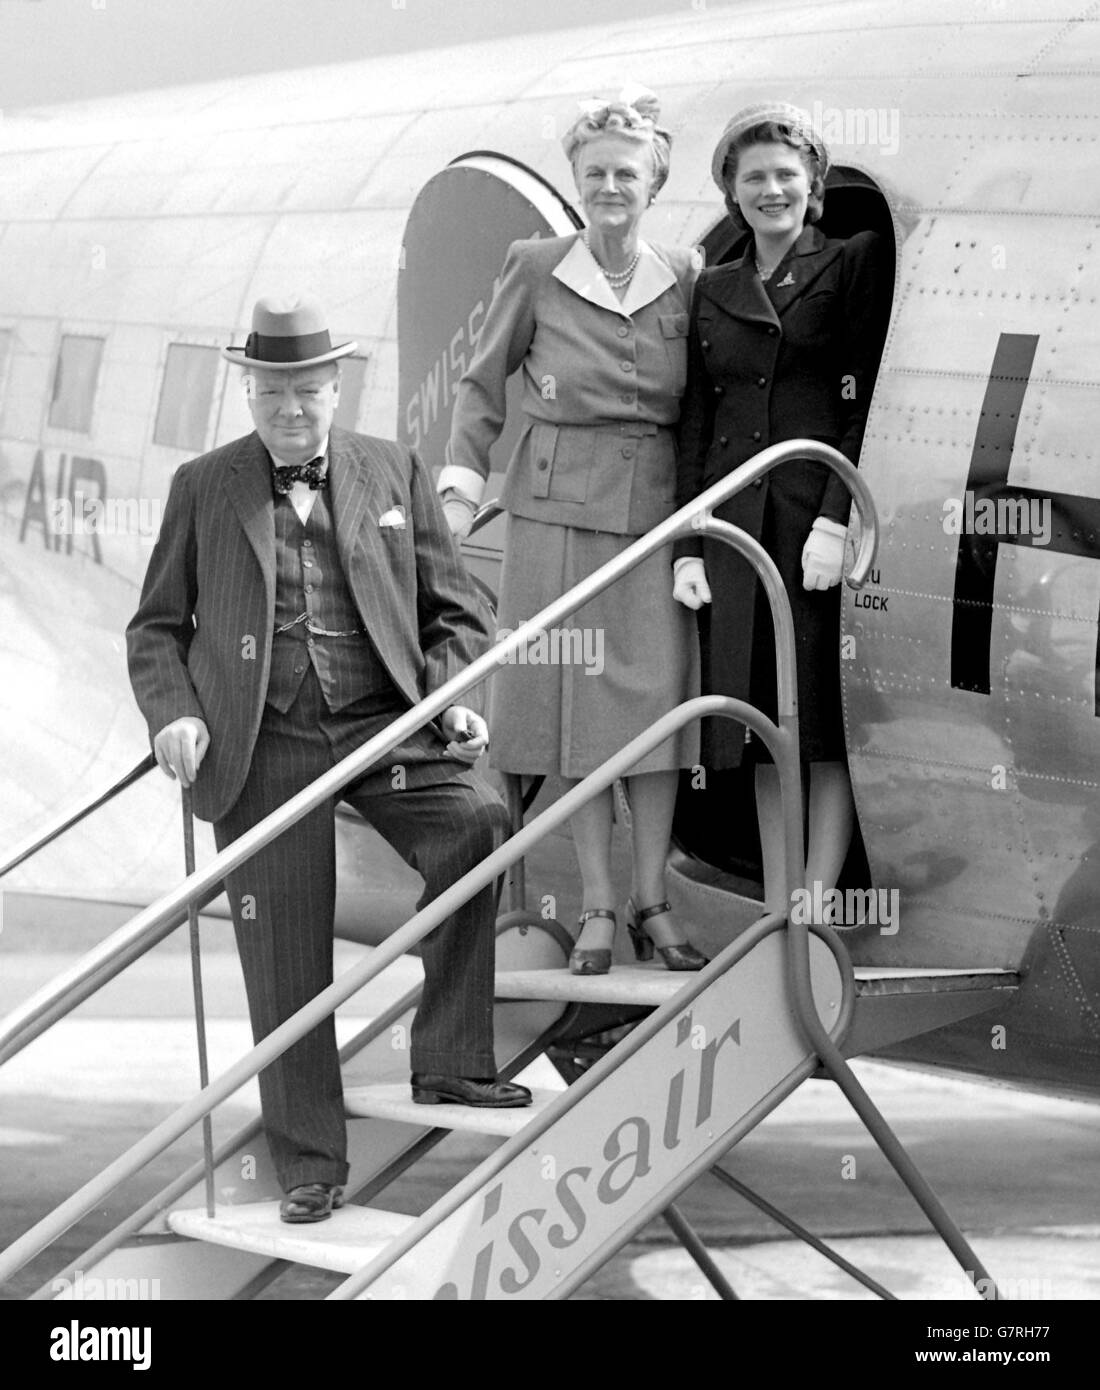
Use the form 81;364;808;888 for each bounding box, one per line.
0;441;1018;1300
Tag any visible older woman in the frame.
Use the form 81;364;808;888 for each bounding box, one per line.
674;103;890;920
440;86;706;974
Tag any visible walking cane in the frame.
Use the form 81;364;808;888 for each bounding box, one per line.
181;785;216;1217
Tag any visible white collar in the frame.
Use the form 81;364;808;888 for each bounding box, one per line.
269;433;330;471
552;235;676;317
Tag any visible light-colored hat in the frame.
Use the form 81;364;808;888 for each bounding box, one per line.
710;102;829;193
222;294;357;369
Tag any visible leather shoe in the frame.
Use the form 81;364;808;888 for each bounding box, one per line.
411;1072;532;1108
279;1182;344;1224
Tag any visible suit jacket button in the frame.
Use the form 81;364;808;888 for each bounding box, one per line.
718;436;729;447
752;430;762;442
621;445;635;458
701;339;710;349
713;385;724;396
768;327;777;335
752;478;763;488
536;458;549;470
757;376;767;387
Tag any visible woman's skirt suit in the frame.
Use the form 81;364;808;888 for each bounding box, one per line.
675;225;889;769
442;232;701;777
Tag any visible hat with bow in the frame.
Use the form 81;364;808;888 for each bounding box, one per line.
222;294;358;369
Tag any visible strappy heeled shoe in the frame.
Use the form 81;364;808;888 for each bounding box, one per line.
569;907;617;976
625;898;708;972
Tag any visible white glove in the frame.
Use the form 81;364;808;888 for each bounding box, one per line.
672;557;712;610
440;489;477;539
801;517;848;591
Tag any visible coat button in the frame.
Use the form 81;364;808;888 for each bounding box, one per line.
752;479;763;488
701;339;710;349
713;385;724;396
617;325;630;338
536;458;549;470
620;361;634;372
757;376;767;387
752;430;762;442
620;392;634;403
718;436;729;447
768;327;777;336
621;446;635;458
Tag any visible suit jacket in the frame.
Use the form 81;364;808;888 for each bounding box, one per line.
126;427;491;822
675;224;889;557
442;233;699;535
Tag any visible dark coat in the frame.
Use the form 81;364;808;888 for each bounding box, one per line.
675;224;890;767
126;427;490;821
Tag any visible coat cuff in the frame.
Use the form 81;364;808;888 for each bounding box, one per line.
672;536;703;563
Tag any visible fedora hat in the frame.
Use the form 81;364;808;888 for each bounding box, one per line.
222;294;358;369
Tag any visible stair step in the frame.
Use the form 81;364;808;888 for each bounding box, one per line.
853;966;1019;996
343;1083;560;1135
167;1202;415;1274
495;963;1017;1006
494;963;690;1006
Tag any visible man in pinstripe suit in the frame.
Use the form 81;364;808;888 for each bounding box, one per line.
127;296;529;1224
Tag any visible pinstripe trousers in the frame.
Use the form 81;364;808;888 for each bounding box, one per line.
213;669;509;1190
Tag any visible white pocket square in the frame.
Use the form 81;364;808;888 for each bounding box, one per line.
378;506;406;529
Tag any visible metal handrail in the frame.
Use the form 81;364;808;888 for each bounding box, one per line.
0;438;882;1290
0;439;874;1067
1;435;997;1300
0;696;776;1287
0;754;156;879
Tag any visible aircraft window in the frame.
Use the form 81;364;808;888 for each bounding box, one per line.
49;334;105;433
333;355;369;432
154;343;220;452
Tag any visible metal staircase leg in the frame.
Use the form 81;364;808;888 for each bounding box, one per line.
708;1163;895;1300
659;1202;739;1301
702;515;1000;1301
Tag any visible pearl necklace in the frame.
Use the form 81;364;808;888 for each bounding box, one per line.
583;229;640;286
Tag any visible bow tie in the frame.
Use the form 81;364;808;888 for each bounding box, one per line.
271;458;327;495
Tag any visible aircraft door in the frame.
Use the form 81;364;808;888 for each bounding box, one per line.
397;153;580;594
671;169;898;889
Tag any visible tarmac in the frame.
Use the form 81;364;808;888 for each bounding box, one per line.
2;911;1098;1306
